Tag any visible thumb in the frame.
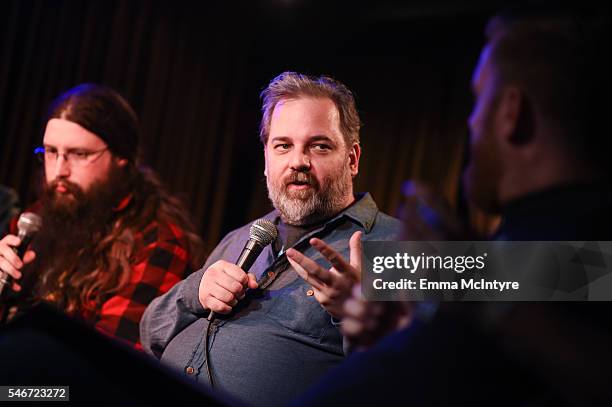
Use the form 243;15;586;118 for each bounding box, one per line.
349;231;363;281
247;273;259;289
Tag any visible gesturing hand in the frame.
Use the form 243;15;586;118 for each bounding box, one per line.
398;181;470;240
286;231;362;319
342;284;414;351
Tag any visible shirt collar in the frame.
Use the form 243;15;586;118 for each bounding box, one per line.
265;192;379;234
342;192;379;233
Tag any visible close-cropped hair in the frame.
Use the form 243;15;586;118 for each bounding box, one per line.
486;9;612;172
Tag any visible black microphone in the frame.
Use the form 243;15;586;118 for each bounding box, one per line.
0;212;43;296
207;218;278;321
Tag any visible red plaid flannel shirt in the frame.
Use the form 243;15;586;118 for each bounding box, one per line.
9;203;194;349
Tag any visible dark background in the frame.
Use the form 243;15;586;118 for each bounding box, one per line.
1;0;507;248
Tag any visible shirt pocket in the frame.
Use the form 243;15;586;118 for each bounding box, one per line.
263;275;336;342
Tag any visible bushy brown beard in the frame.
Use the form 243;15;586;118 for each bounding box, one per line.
30;164;131;311
39;166;128;246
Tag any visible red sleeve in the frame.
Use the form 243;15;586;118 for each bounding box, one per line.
8;216;18;235
94;222;193;349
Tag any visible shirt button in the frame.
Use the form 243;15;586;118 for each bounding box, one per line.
267;271;275;278
306;289;314;296
185;366;195;375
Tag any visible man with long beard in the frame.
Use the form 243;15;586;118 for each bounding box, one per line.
140;72;401;406
0;84;204;348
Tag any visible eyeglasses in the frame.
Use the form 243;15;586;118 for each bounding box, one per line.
34;146;109;167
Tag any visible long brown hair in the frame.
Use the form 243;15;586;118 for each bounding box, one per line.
33;84;205;317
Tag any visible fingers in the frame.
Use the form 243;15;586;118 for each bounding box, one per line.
214;268;248;294
246;272;258;289
286;256;325;291
0;234;21;248
0;235;36;293
286;248;333;286
198;260;255;313
348;231;362;281
341;283;414;350
209;283;239;306
0;236;33;294
341;296;379;340
206;296;233;314
343;296;384;329
343;295;366;323
287;245;359;319
341;300;389;348
220;262;251;286
309;238;352;274
0;257;22;280
337;285;368;323
22;250;36;265
0;235;24;271
349;231;362;267
341;318;363;338
395;302;414;330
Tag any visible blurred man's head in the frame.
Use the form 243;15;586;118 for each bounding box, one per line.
464;10;611;213
260;72;361;225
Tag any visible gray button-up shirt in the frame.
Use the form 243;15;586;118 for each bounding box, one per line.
140;193;401;406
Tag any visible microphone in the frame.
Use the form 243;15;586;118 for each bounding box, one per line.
0;212;43;296
207;219;278;321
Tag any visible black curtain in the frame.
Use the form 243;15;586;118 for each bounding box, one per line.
1;0;497;248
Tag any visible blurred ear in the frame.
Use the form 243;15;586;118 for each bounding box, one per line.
115;157;128;168
348;142;361;177
495;85;535;146
511;93;536;146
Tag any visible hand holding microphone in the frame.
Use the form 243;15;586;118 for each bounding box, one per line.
199;219;277;320
0;213;42;296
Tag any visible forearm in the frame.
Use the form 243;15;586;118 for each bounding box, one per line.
139;268;206;358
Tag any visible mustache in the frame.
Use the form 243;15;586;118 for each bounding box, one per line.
46;178;84;196
284;171;318;187
43;178;87;206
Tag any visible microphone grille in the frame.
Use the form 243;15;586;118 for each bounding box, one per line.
249;219;278;246
17;212;43;235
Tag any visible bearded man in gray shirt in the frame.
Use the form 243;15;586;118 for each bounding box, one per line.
140;71;401;406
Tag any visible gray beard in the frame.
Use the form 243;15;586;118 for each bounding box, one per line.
267;167;353;226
